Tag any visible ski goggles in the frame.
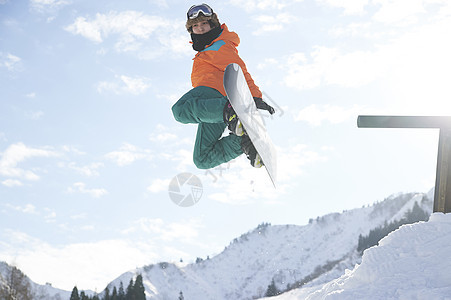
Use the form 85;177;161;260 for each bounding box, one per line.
187;4;213;20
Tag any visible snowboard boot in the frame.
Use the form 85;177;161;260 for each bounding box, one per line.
223;101;245;136
241;135;263;168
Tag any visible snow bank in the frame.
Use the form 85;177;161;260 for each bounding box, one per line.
271;213;451;300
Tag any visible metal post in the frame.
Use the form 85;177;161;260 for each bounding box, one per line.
357;115;451;214
434;128;451;213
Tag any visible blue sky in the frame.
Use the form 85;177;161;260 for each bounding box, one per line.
1;0;451;291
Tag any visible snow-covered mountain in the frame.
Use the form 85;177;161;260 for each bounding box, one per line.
0;191;437;299
105;191;433;300
0;261;71;299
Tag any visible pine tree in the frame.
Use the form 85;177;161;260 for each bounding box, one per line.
80;291;89;300
104;287;111;300
70;286;80;300
0;283;5;300
409;201;429;222
265;279;280;297
118;282;125;300
133;274;146;300
111;286;118;300
126;279;134;300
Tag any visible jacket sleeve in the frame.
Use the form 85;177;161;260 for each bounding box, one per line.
220;43;262;98
205;42;263;98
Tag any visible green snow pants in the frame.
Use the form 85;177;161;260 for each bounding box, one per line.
172;86;243;169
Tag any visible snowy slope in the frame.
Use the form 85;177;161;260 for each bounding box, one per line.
106;192;432;300
0;261;71;299
0;191;434;299
269;212;451;300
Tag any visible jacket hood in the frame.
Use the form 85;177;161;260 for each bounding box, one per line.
215;24;239;47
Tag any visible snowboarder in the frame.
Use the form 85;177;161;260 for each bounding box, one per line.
172;3;275;170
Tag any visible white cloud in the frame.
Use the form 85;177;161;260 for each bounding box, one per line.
3;204;56;223
329;22;378;40
5;203;38;214
97;74;152;95
323;8;451;114
0;231;160;290
0;52;22;72
81;225;95;231
25;92;36;98
277;144;328;182
284;46;388;90
149;124;178;143
96;80;116;93
44;208;57;223
0;143;59;181
203;157;278;205
65;11;190;59
149;132;177;143
61;145;86;155
257;58;279;70
437;1;451;17
105;143;152;166
2;179;23;187
372;0;426;24
284;50;324;90
25;110;44;120
253;13;297;35
67;182;108;198
123;218;203;243
283;2;451;93
376;16;451;114
295;104;363;126
66;15;102;42
70;213;87;220
154;29;192;59
319;0;435;20
29;0;70;14
119;75;151;94
147;124;194;168
204;142;328;205
174;149;194;170
229;0;291;11
149;0;168;8
147;178;170;193
316;0;369;15
63;162;104;177
157;92;184;104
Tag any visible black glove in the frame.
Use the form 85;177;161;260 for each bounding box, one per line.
253;97;275;115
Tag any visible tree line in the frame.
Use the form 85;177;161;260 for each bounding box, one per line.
0;264;34;300
357;201;429;253
70;274;146;300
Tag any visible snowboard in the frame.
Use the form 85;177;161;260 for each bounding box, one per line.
223;63;277;188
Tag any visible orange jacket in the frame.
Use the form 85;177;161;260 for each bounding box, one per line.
191;24;262;98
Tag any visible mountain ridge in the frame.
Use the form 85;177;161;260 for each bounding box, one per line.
104;191;432;299
0;190;433;299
